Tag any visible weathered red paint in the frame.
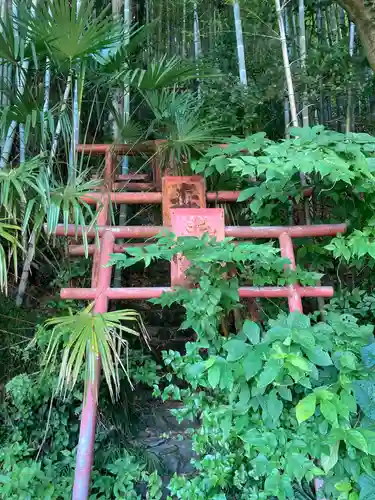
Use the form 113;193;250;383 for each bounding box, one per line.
77;141;158;155
55;223;346;239
162;176;207;225
81;191;163;204
81;190;316;206
72;231;114;500
61;285;334;301
279;232;303;312
170;208;225;286
68;242;146;256
53;224;164;238
225;223;346;238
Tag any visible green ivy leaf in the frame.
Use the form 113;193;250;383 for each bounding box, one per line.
296;393;316;424
242;320;260;344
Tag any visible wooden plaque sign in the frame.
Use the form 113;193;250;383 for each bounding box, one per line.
170;208;225;287
162;176;206;226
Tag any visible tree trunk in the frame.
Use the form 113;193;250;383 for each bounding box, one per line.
337;0;375;72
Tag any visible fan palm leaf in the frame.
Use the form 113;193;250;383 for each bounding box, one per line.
40;303;148;401
144;88;226;172
24;0;122;65
0;220;21;293
41;171;101;253
117;55;219;90
0;158;46;219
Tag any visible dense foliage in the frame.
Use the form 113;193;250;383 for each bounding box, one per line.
110;234;375;499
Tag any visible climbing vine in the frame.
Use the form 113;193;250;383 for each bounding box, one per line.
112;234;375;499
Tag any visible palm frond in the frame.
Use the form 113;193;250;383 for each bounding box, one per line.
0;220;21;293
94;22;155;73
142;88;196;122
0;158;46;219
44;171;101;254
107;102;145;143
144;88;227;172
0;83;45;142
24;0;122;65
0;8;20;64
40;304;148;401
118;55;220;90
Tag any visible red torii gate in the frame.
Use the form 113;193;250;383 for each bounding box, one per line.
54;144;345;499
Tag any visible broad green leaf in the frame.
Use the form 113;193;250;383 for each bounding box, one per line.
250;454;272;476
303;346;332;366
286;354;311;371
267;389;283;423
320;399;338;426
287;312;311;329
361;344;375;369
242;320;260;344
264;470;281;496
296;393;316;424
353;380;375;420
357;430;375;456
358;475;375;500
238;382;251;409
223;339;249;362
291;328;316;350
321;441;339;473
237;187;254;202
221;412;232;441
340;390;357;414
334;481;352;493
278;386;292;401
264;326;290;344
258;358;283;388
346;430;368;454
208;363;221;389
340;351;358;370
242;349;262;380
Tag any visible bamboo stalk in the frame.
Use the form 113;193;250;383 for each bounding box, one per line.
233;1;247;86
298;0;309;127
49;71;73;163
345;22;356;134
274;0;298;127
15;229;36;306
